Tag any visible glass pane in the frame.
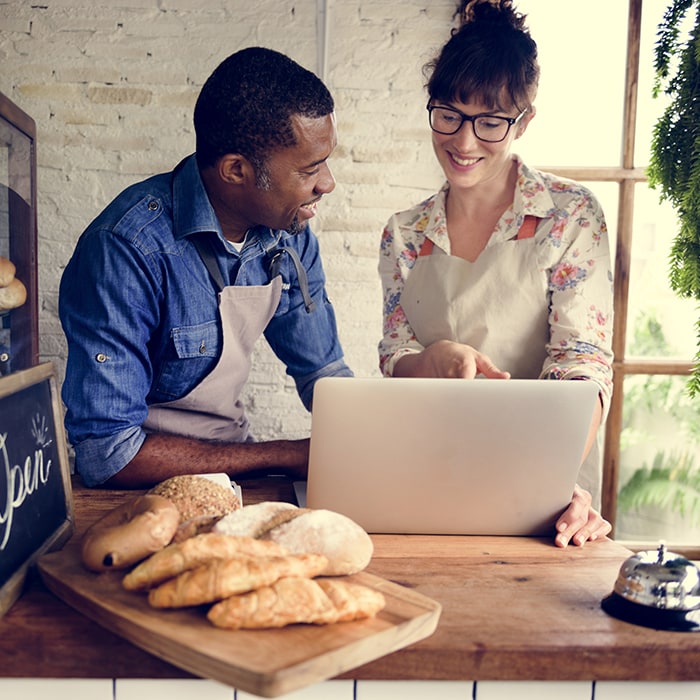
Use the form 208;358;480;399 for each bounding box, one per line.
616;374;700;544
517;0;628;167
626;183;698;359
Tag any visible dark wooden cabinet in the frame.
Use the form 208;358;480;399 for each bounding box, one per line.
0;91;39;374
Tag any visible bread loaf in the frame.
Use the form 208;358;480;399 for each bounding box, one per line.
214;501;373;576
81;495;180;572
0;277;27;311
0;256;15;287
148;475;240;540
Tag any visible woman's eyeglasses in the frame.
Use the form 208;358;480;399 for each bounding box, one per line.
427;104;526;143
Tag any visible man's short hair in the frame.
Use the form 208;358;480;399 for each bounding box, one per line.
194;47;334;172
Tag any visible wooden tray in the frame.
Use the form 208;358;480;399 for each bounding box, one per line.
37;541;441;697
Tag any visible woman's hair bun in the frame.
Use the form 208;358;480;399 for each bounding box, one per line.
456;0;527;31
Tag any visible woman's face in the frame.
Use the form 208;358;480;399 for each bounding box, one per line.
430;98;533;194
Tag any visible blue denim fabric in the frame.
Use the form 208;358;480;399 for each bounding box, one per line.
59;155;352;486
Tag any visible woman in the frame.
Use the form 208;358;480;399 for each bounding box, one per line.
378;0;613;547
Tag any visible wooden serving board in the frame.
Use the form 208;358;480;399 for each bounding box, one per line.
37;541;441;698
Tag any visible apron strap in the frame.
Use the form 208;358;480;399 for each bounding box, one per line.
516;215;540;240
268;246;316;313
418;215;541;257
191;234;226;293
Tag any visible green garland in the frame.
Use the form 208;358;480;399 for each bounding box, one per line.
648;0;700;394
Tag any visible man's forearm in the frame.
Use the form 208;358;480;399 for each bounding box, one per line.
104;432;310;489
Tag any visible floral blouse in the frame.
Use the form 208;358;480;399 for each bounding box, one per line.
378;156;614;413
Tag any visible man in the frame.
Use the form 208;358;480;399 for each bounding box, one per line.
59;47;352;489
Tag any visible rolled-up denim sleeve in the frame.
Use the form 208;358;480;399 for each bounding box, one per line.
59;225;160;485
74;426;147;487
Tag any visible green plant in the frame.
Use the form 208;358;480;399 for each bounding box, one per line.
618;452;700;526
618;309;700;527
647;0;700;395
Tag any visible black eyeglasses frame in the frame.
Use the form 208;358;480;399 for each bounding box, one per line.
426;103;527;143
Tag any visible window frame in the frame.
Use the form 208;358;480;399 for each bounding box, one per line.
541;0;697;558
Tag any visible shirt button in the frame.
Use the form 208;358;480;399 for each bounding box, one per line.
199;341;206;354
95;353;109;363
148;200;159;211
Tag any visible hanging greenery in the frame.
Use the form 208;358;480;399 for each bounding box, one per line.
648;0;700;394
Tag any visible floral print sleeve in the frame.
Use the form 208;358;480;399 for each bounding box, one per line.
377;192;445;376
537;176;614;410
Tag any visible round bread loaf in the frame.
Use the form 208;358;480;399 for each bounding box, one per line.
214;501;373;576
148;475;240;540
0;277;27;311
0;256;15;287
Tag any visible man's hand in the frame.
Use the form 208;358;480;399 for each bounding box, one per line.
554;483;612;547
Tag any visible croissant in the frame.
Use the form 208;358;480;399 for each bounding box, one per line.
207;577;386;629
123;533;287;591
147;552;328;608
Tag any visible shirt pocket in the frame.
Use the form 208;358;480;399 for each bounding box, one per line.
153;320;221;400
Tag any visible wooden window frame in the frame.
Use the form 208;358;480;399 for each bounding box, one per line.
543;1;697;558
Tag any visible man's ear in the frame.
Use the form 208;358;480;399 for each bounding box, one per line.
218;153;253;185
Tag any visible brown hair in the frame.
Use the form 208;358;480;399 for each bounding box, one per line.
424;0;539;113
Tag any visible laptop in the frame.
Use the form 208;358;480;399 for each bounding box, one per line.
301;376;598;536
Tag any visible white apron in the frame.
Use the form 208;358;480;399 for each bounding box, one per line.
401;216;602;507
143;273;282;444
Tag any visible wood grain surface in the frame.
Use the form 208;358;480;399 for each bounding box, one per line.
2;476;700;683
37;534;440;697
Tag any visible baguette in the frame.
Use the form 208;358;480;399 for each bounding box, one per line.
147;552;328;608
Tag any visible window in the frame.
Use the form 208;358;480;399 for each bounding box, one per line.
519;0;699;557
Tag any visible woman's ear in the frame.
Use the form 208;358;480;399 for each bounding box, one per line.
516;105;536;139
218;153;253;185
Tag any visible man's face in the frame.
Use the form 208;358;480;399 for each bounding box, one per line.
248;113;337;235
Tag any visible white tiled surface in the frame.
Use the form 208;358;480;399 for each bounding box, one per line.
238;680;353;699
0;679;113;700
595;681;700;699
474;681;592;699
1;678;700;699
116;678;233;700
357;680;474;699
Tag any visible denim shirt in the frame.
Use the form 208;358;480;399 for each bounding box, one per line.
59;154;352;486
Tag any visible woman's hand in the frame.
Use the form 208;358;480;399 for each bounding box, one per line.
394;339;511;379
554;484;611;547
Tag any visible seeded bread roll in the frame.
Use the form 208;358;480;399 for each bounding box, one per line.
214;501;374;576
149;475;241;541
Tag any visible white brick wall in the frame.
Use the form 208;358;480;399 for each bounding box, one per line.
0;0;448;441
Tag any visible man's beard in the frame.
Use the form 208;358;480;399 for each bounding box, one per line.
286;214;305;235
254;160;305;235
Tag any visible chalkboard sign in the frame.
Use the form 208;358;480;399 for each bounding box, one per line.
0;362;74;616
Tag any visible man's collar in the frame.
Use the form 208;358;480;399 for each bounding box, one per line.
172;154;222;241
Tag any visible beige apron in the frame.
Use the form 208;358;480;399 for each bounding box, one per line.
143;275;282;443
402;216;549;378
401;216;602;507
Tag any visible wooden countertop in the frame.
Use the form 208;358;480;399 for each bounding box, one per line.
1;476;700;682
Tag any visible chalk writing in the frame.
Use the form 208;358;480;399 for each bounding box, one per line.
0;411;53;550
